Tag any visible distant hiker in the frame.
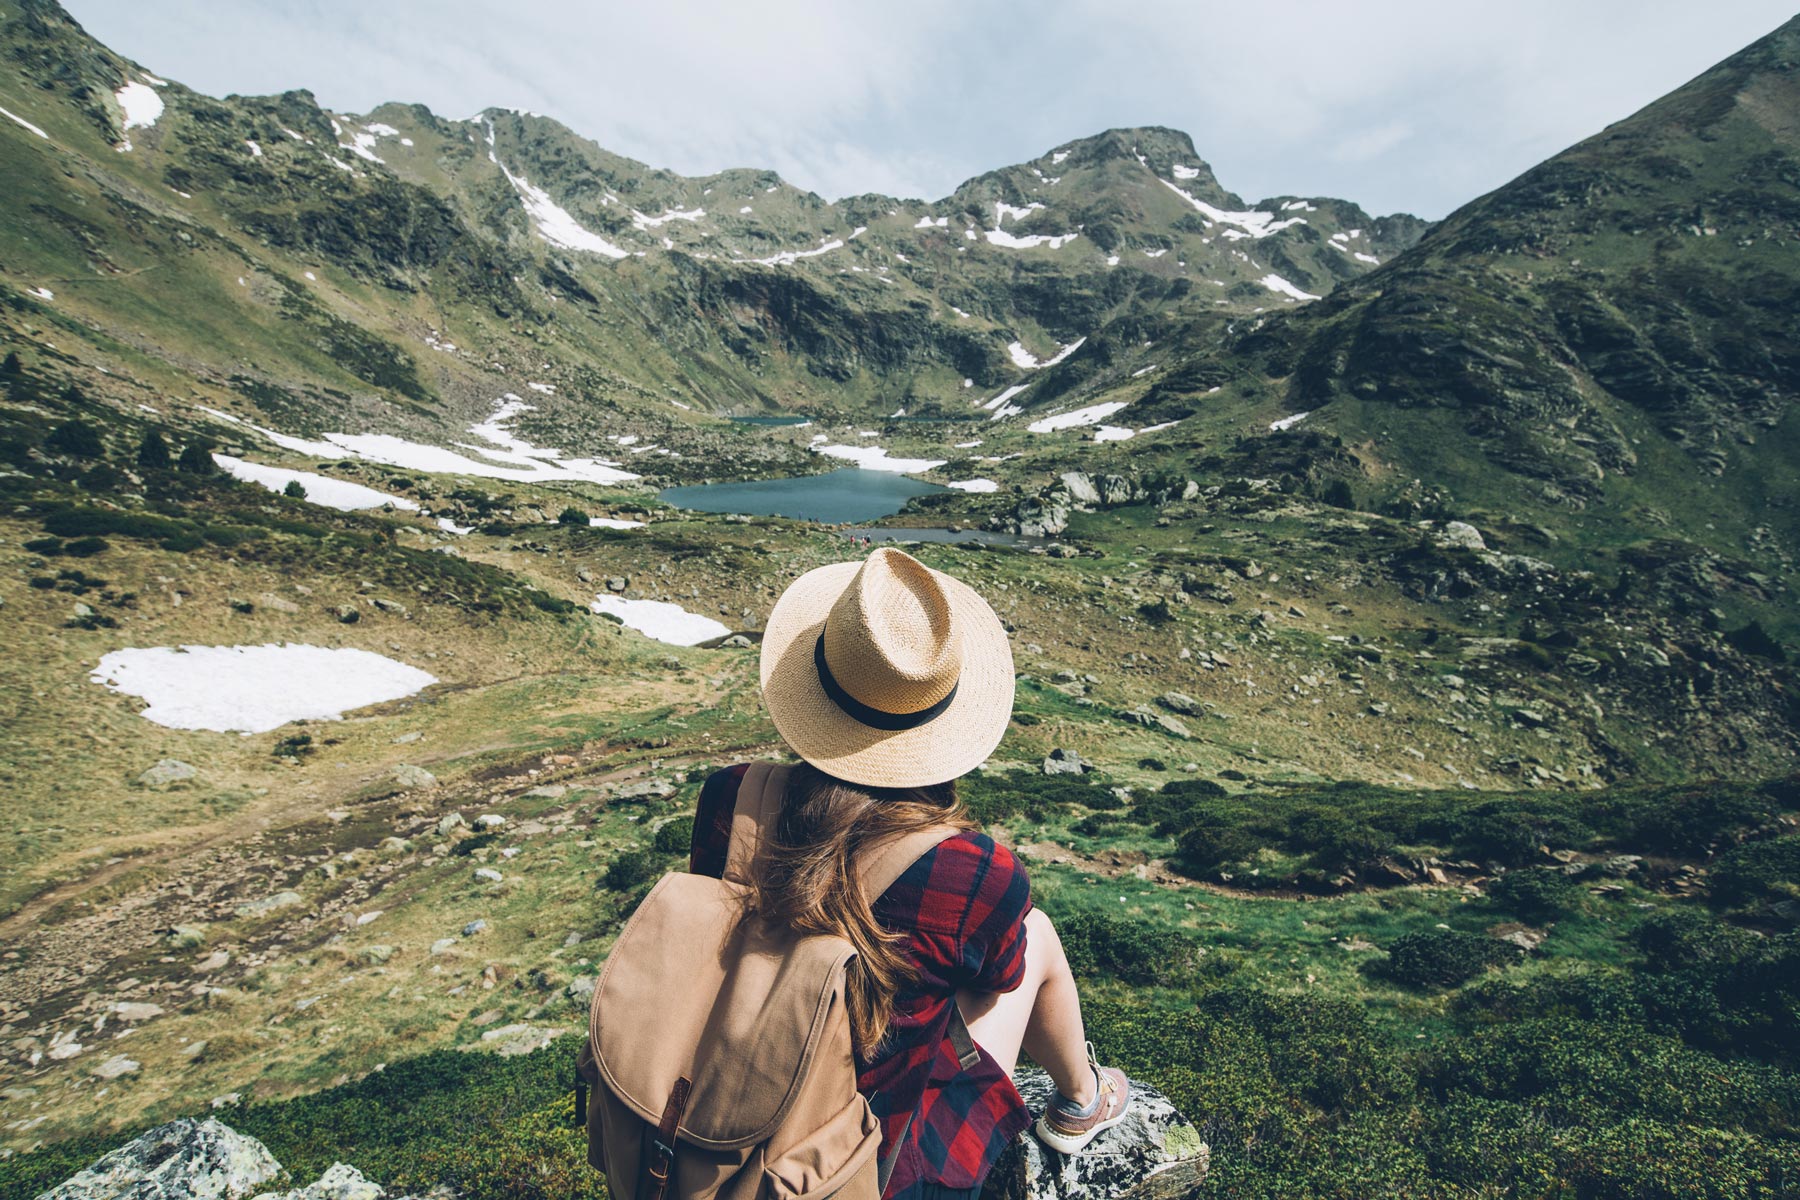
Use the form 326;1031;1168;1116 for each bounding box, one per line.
579;547;1130;1199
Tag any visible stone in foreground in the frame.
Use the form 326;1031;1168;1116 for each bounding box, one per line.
982;1070;1208;1200
37;1116;281;1199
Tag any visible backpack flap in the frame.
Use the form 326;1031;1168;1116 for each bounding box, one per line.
592;871;861;1149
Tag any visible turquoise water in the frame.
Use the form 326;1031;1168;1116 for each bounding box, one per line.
728;415;814;427
846;528;1034;547
660;468;947;522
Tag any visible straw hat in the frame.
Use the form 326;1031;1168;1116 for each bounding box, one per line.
760;547;1015;788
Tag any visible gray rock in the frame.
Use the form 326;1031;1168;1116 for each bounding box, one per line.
720;633;754;648
38;1117;282;1200
252;1162;386;1200
168;925;208;949
435;812;465;837
566;975;598;1003
1433;521;1488;551
612;778;676;802
605;576;629;593
473;868;504;883
981;1069;1208;1200
234;891;302;918
468;1022;560;1057
110;1002;165;1022
1042;749;1091;776
474;814;506;829
1118;707;1190;739
371;598;409;618
429;938;457;955
391;764;436;790
138;759;197;788
462;919;488;937
576;567;594;583
335;605;360;624
1060;472;1101;505
1156;692;1200;716
92;1055;141;1080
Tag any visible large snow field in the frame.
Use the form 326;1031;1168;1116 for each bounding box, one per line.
91;645;439;733
213;455;420;512
589;597;730;646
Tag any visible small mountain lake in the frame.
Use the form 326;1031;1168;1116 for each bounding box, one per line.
728;415;814;427
660;468;947;523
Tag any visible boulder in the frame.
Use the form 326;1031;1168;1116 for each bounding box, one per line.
1155;692;1200;716
1432;521;1488;551
1060;472;1101;505
392;764;436;790
566;975;598;1003
605;576;629;593
1042;749;1090;776
37;1117;282;1200
138;759;197;788
334;605;360;624
981;1069;1208;1200
92;1055;140;1080
252;1162;386;1200
436;812;466;836
233;891;302;918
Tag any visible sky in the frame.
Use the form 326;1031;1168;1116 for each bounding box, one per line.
61;0;1799;219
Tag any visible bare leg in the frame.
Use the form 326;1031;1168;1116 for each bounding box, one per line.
956;908;1097;1107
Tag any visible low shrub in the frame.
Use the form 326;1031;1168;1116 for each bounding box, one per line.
1382;929;1522;989
1487;867;1580;920
1708;835;1800;908
652;816;694;855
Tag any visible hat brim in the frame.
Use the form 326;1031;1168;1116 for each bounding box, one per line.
759;560;1015;789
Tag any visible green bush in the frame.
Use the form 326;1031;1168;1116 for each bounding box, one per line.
1174;819;1260;874
1708;835;1800;908
1382;929;1521;989
557;506;588;525
1487;867;1580;920
1043;906;1202;987
652;816;695;855
45;419;104;458
136;429;171;469
603;849;663;891
284;479;308;499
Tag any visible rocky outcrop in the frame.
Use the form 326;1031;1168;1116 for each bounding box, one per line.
982;1070;1208;1200
37;1117;281;1200
36;1118;430;1200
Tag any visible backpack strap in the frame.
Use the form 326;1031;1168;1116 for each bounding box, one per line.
721;762;790;886
855;826;961;902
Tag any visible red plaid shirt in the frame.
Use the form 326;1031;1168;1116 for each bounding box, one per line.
690;765;1034;1199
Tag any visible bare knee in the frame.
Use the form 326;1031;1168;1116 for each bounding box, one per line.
1024;907;1070;978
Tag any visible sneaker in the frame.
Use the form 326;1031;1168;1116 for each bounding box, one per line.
1032;1042;1131;1155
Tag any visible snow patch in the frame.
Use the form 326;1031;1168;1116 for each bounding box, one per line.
1051;150;1069;164
1270;411;1311;432
1027;400;1131;433
527;381;555;394
116;82;164;131
590;597;729;646
811;444;947;474
994;200;1045;224
984;229;1078;250
436;517;474;535
982;383;1031;412
213;455;421;512
28;287;53;301
946;478;998;493
1093;426;1135;442
1006;337;1086;370
914;215;949;228
588;517;646;530
245;139;262;157
1161;180;1307;239
632;206;705;230
1172;164;1201;180
91;645;437;734
739;238;843;267
1;105;48;139
1259;273;1321;302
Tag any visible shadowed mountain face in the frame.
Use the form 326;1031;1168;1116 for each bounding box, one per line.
1136;14;1800;516
0;0;1420;437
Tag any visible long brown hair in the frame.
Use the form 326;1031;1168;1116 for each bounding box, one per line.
748;762;973;1055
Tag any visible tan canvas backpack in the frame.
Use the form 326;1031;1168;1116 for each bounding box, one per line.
575;762;982;1200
